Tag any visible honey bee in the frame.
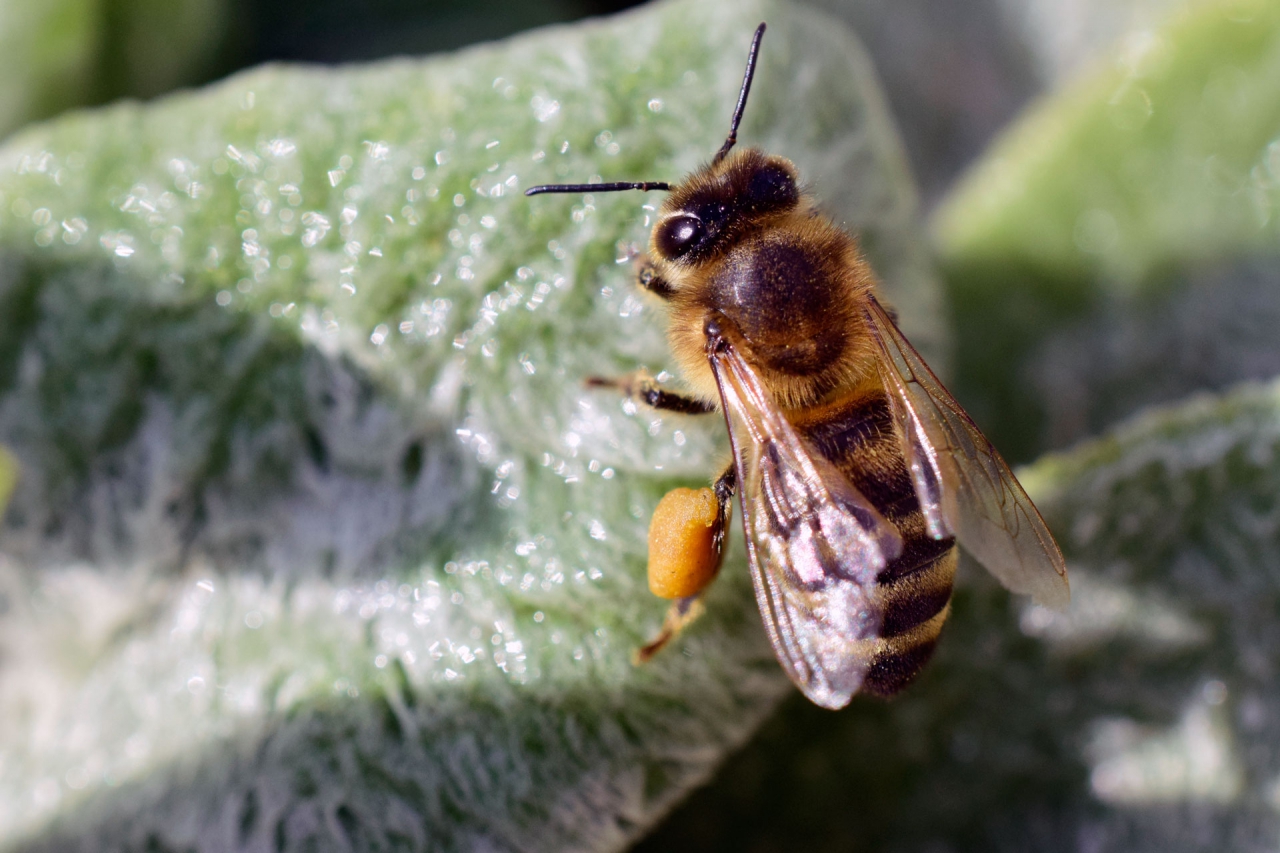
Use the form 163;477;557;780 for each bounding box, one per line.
526;23;1068;709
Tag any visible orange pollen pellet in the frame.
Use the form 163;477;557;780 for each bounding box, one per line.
647;486;721;599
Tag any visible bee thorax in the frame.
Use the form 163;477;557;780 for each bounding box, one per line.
704;233;849;376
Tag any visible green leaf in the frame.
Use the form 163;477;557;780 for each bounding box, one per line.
0;444;15;519
939;0;1280;284
646;377;1280;851
932;0;1280;459
0;1;938;849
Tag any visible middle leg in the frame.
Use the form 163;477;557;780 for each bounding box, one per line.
586;369;716;415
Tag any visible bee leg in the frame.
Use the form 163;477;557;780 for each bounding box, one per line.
710;463;737;559
634;464;737;664
636;258;675;300
585;369;716;415
634;595;706;663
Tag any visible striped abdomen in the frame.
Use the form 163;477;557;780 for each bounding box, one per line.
796;388;957;697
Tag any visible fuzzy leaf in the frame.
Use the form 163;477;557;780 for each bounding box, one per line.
0;1;938;850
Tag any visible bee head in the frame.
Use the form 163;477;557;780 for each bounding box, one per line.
651;150;801;266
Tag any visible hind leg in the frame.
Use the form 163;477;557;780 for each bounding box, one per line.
635;464;737;663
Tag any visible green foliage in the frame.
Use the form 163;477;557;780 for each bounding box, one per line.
0;0;230;142
0;445;15;519
935;0;1280;460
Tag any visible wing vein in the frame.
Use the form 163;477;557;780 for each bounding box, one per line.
708;338;899;708
864;296;1068;609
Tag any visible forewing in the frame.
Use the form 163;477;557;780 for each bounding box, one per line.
710;343;902;709
864;296;1069;609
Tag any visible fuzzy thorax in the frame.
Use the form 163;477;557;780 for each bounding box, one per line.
656;205;882;411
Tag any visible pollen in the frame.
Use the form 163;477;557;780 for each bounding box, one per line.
647;487;720;599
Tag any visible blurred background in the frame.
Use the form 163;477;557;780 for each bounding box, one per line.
4;0;1279;850
0;0;1045;209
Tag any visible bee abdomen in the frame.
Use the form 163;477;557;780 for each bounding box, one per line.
862;602;951;698
863;546;957;697
881;549;956;634
797;390;958;697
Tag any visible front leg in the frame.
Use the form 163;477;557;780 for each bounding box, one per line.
586;369;716;415
635;464;737;663
636;257;675;300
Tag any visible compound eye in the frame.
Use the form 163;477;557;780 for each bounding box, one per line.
747;163;798;211
655;213;705;259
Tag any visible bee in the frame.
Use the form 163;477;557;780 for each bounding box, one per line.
526;23;1068;709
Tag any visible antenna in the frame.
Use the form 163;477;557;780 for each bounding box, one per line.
524;22;768;197
712;22;766;165
524;181;671;197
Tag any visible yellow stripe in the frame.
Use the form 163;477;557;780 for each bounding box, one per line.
881;546;957;603
841;601;952;665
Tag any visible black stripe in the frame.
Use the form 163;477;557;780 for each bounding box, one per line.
877;530;955;585
880;576;953;638
862;637;940;698
802;394;893;467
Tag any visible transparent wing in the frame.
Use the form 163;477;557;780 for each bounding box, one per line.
709;341;903;709
864;296;1070;609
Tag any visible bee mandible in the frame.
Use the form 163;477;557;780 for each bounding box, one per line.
526;23;1069;709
